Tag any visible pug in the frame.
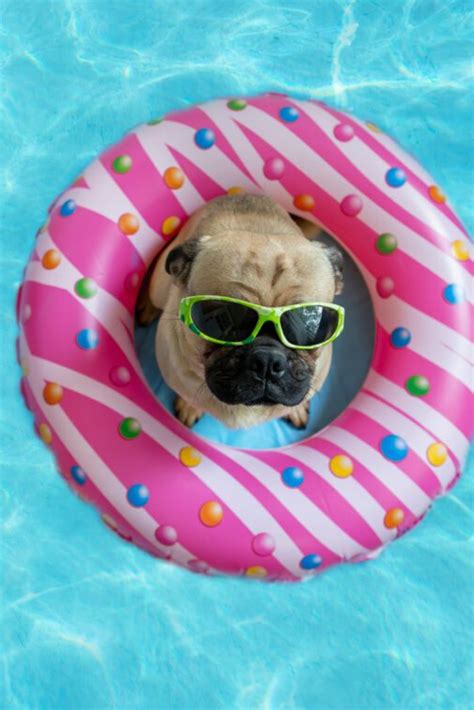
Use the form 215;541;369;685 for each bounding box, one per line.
137;194;343;429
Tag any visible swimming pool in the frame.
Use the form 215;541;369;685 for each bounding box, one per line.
1;1;472;708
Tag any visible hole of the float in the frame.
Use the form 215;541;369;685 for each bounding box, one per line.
134;224;375;450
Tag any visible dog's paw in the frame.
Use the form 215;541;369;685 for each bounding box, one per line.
175;396;204;428
284;400;310;429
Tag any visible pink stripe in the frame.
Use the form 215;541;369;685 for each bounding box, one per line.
254;449;383;549
306;435;419;535
48;206;145;312
319;100;470;238
168;105;258;185
100;133;191;238
269;97;470;265
167;145;225;201
373;326;473;437
234;120;472;336
60;388;295;578
362;387;460;470
22;282;163;413
22;284;335;571
25;384;162;560
154;406;340;568
339;409;441;500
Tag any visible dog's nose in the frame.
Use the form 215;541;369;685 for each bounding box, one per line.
248;347;287;381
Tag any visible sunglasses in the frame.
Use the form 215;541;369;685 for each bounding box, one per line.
179;295;345;350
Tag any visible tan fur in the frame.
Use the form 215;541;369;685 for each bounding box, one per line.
139;194;339;429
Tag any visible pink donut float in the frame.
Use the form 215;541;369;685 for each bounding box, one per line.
17;94;473;581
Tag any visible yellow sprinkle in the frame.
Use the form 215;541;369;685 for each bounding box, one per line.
227;186;244;195
179;446;202;467
101;513;118;530
329;454;354;478
161;215;181;236
366;122;382;133
427;442;448;467
38;423;52;445
451;240;470;261
245;565;268;578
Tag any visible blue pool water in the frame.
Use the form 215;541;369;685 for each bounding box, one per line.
1;1;472;708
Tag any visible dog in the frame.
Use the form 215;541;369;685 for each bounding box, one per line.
137;193;343;429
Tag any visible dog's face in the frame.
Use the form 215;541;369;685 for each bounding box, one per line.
165;228;343;410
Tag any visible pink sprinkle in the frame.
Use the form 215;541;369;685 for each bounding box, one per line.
376;276;395;298
252;533;276;556
188;559;209;574
109;366;131;387
333;124;354;142
155;525;178;546
340;194;363;217
263;157;285;180
22;304;32;323
124;272;140;291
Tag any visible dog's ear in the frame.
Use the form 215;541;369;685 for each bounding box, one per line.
165;237;201;284
322;244;344;295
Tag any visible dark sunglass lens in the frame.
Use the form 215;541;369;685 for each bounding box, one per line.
191;300;259;342
280;306;339;346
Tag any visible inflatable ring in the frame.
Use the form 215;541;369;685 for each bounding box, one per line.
17;93;472;581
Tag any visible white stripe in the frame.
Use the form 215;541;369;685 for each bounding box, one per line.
353;391;456;491
228;448;368;559
24;346;208;571
22;344;306;578
277;444;394;542
364;371;471;461
359;265;473;383
301;100;470;246
326;104;455;194
134;126;206;213
25;259;141;380
135;121;256;194
320;426;432;516
198;103;295;204
34;229;133;332
54;160;163;261
229;104;473;301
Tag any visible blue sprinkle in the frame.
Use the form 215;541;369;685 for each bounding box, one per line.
70;465;87;485
60;199;76;216
76;328;99;350
443;283;464;304
380;434;408;462
300;554;322;570
390;327;411;348
385;167;406;188
127;484;150;507
279;106;299;122
281;466;304;488
194;128;215;149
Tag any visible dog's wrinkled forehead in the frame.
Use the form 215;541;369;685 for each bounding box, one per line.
188;231;338;305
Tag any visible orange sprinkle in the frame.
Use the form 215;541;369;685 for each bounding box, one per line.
293;194;315;211
384;508;404;529
118;213;140;235
199;501;223;527
42;249;61;270
163;167;185;189
428;185;446;204
43;382;63;405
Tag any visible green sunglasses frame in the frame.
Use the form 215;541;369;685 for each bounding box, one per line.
179;295;345;350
